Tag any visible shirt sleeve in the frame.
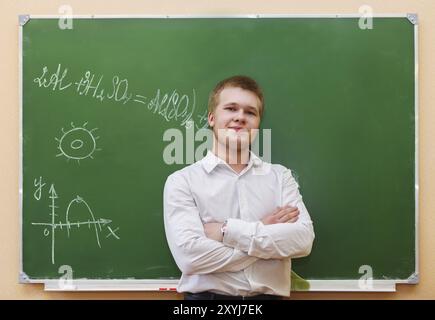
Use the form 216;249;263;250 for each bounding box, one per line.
222;168;315;260
163;172;259;275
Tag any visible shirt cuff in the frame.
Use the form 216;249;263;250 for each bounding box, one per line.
222;218;258;252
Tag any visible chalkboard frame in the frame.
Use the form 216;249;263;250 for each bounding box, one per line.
18;14;419;292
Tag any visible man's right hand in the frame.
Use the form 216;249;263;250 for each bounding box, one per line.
261;205;299;225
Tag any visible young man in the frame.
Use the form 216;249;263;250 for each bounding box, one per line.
163;75;315;300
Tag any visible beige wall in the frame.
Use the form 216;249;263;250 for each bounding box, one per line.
1;0;434;300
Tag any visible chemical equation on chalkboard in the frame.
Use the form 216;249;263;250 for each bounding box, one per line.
31;181;120;264
32;63;209;130
55;121;102;164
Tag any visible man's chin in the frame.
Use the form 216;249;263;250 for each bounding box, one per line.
226;136;250;147
227;141;249;152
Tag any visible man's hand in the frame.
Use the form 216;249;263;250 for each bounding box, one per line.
261;205;299;225
204;222;224;242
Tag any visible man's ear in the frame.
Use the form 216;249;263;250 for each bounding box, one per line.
208;111;214;128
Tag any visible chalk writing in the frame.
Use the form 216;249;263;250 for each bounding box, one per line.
31;183;120;264
146;88;199;129
33;176;46;200
32;64;208;129
33;64;72;91
55;122;101;164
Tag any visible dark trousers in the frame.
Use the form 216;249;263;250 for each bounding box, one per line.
185;291;282;300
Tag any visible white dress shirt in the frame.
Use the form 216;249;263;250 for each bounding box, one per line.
163;150;315;297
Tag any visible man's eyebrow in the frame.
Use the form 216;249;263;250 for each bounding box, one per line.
223;103;258;111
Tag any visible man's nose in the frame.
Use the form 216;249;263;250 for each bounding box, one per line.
233;109;247;122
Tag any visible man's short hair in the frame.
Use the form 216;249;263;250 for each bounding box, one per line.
207;75;264;118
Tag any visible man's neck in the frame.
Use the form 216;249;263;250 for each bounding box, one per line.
212;143;250;174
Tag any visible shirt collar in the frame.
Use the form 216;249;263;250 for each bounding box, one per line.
201;149;263;174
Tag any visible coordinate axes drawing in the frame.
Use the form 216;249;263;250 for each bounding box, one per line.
31;182;120;264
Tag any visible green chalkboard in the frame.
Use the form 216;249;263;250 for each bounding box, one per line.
20;16;416;288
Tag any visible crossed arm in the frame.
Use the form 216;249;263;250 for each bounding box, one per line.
203;205;300;243
163;169;315;275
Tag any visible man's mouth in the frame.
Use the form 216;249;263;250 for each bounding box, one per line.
228;127;245;132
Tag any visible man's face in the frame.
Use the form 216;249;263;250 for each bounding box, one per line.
208;86;261;152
